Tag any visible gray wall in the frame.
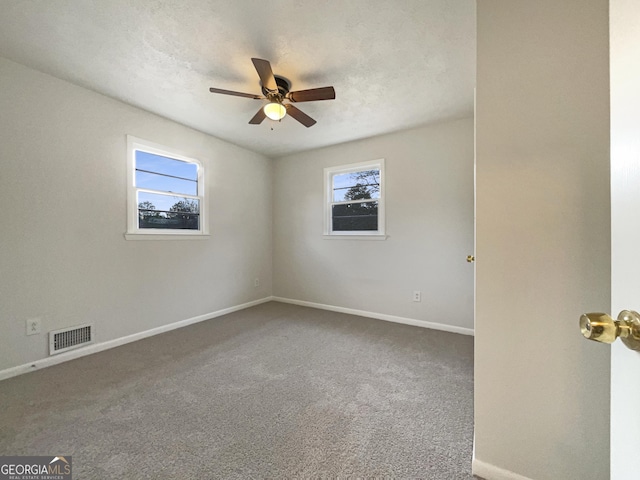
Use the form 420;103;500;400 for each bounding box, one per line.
0;57;273;372
273;118;475;331
474;1;610;479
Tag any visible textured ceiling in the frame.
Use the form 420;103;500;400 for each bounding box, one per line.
0;0;476;158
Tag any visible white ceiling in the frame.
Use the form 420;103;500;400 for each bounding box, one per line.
0;0;476;158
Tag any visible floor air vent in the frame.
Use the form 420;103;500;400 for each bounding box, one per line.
49;324;93;355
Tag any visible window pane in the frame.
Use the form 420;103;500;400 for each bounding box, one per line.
135;170;197;196
332;201;378;231
135;150;198;196
333;169;380;202
136;151;198;180
138;191;200;230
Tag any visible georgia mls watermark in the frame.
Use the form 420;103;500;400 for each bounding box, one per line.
0;456;71;480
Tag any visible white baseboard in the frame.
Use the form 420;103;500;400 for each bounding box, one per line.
472;458;535;480
0;296;274;382
272;296;474;336
2;296;472;382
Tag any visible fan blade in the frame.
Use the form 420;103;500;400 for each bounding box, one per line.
251;58;278;92
285;104;317;127
209;87;263;99
288;86;336;103
249;107;267;125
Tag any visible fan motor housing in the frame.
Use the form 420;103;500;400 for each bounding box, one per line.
261;75;291;97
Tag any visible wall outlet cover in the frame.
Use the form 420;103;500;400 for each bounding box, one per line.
26;318;42;336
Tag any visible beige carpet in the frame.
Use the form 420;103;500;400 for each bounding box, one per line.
0;301;475;479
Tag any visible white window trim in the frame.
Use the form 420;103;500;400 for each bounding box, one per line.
323;159;386;239
125;135;209;240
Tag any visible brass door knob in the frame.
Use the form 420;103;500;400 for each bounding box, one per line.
466;255;475;263
579;310;640;351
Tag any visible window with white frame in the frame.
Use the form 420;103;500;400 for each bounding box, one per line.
126;136;207;238
324;159;385;236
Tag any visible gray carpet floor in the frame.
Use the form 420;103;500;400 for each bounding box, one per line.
0;301;475;479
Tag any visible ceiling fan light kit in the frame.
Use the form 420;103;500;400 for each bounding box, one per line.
263;102;287;121
209;58;335;127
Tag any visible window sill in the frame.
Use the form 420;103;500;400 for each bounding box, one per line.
124;233;210;241
323;234;388;241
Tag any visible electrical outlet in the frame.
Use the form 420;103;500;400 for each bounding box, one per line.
26;318;42;336
254;278;260;287
413;291;421;302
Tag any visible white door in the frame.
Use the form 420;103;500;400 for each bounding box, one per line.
610;0;640;478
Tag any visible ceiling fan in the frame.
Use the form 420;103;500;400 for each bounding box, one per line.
209;58;335;128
